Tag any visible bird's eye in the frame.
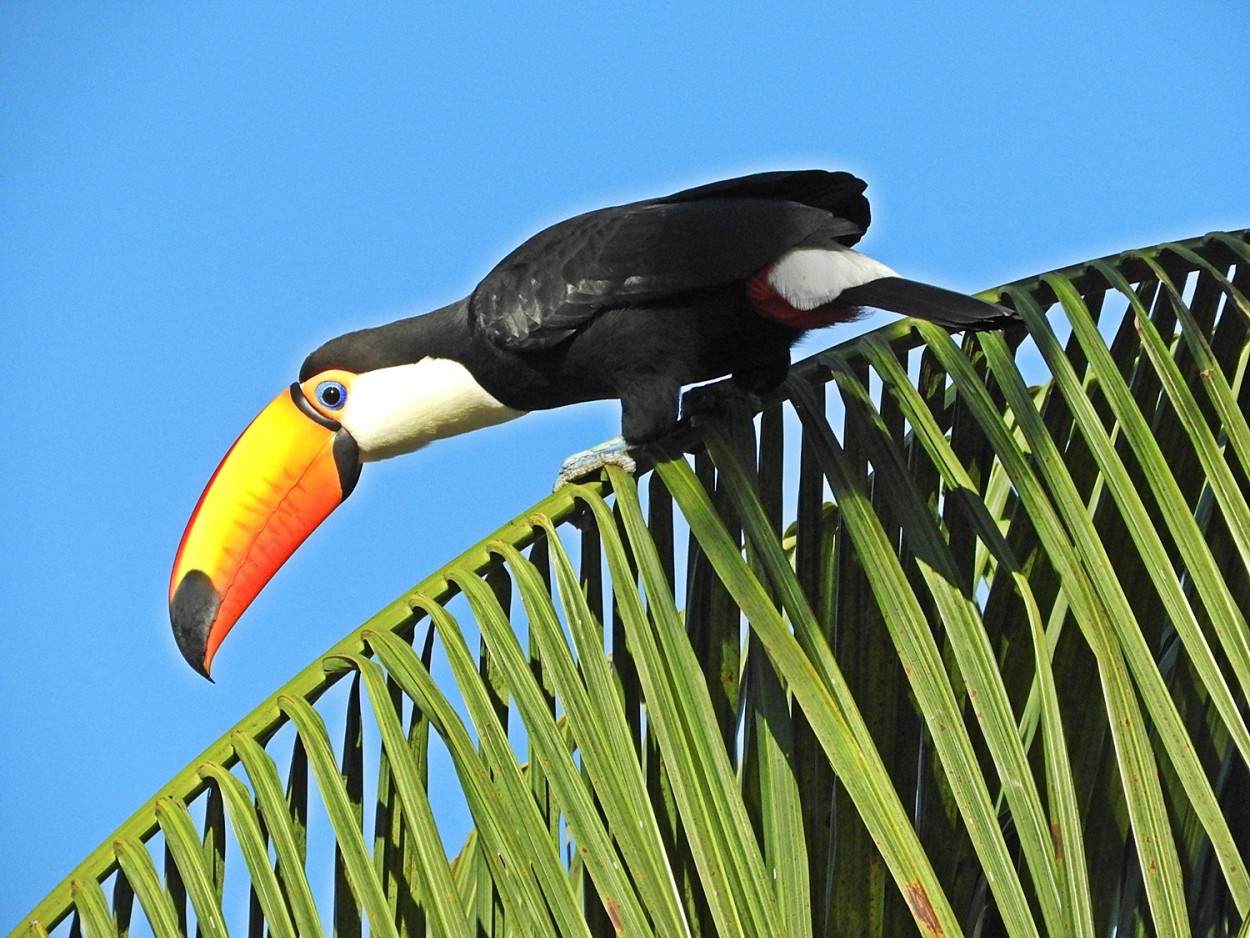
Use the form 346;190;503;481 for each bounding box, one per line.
316;380;347;410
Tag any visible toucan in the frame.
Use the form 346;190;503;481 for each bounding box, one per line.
169;169;1017;678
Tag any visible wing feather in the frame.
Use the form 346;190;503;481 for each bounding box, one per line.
471;171;869;351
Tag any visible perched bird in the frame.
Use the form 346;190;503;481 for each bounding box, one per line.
170;169;1016;678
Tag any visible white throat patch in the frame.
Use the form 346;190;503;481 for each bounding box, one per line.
341;358;526;461
767;246;899;311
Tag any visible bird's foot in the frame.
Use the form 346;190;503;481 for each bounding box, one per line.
554;436;637;490
553;384;763;490
681;382;763;426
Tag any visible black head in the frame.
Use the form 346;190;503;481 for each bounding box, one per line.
299;300;471;381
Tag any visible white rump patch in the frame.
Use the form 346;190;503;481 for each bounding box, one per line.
341;359;526;461
767;246;899;310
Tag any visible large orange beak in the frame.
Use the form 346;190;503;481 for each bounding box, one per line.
169;384;361;679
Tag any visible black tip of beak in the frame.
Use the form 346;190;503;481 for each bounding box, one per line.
170;570;219;682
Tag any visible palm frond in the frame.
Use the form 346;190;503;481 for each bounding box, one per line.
12;229;1249;938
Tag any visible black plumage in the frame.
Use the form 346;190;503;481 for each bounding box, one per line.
169;169;1020;677
302;169;1015;448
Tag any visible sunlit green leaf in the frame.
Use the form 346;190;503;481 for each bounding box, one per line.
13;229;1249;938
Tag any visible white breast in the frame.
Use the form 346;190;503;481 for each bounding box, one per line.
341;358;527;461
767;246;899;310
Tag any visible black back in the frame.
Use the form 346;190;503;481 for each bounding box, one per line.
470;170;871;351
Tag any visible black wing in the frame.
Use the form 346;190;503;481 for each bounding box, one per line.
471;170;869;351
655;168;869;239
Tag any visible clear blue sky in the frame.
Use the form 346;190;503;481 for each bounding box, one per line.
3;2;1246;924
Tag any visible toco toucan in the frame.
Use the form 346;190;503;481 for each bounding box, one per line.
169;169;1017;678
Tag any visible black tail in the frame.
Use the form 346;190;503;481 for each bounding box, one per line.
839;277;1020;331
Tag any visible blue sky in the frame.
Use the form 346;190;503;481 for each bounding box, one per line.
3;2;1247;925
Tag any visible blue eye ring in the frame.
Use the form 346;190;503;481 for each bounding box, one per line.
315;380;347;411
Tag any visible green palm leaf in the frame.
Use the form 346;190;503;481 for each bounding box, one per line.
11;228;1249;938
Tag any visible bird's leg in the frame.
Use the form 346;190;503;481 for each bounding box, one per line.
554;435;637;489
680;356;787;429
681;381;763;425
673;363;787;462
552;367;781;490
553;379;681;489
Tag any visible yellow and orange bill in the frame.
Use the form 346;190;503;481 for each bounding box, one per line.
169;383;360;679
